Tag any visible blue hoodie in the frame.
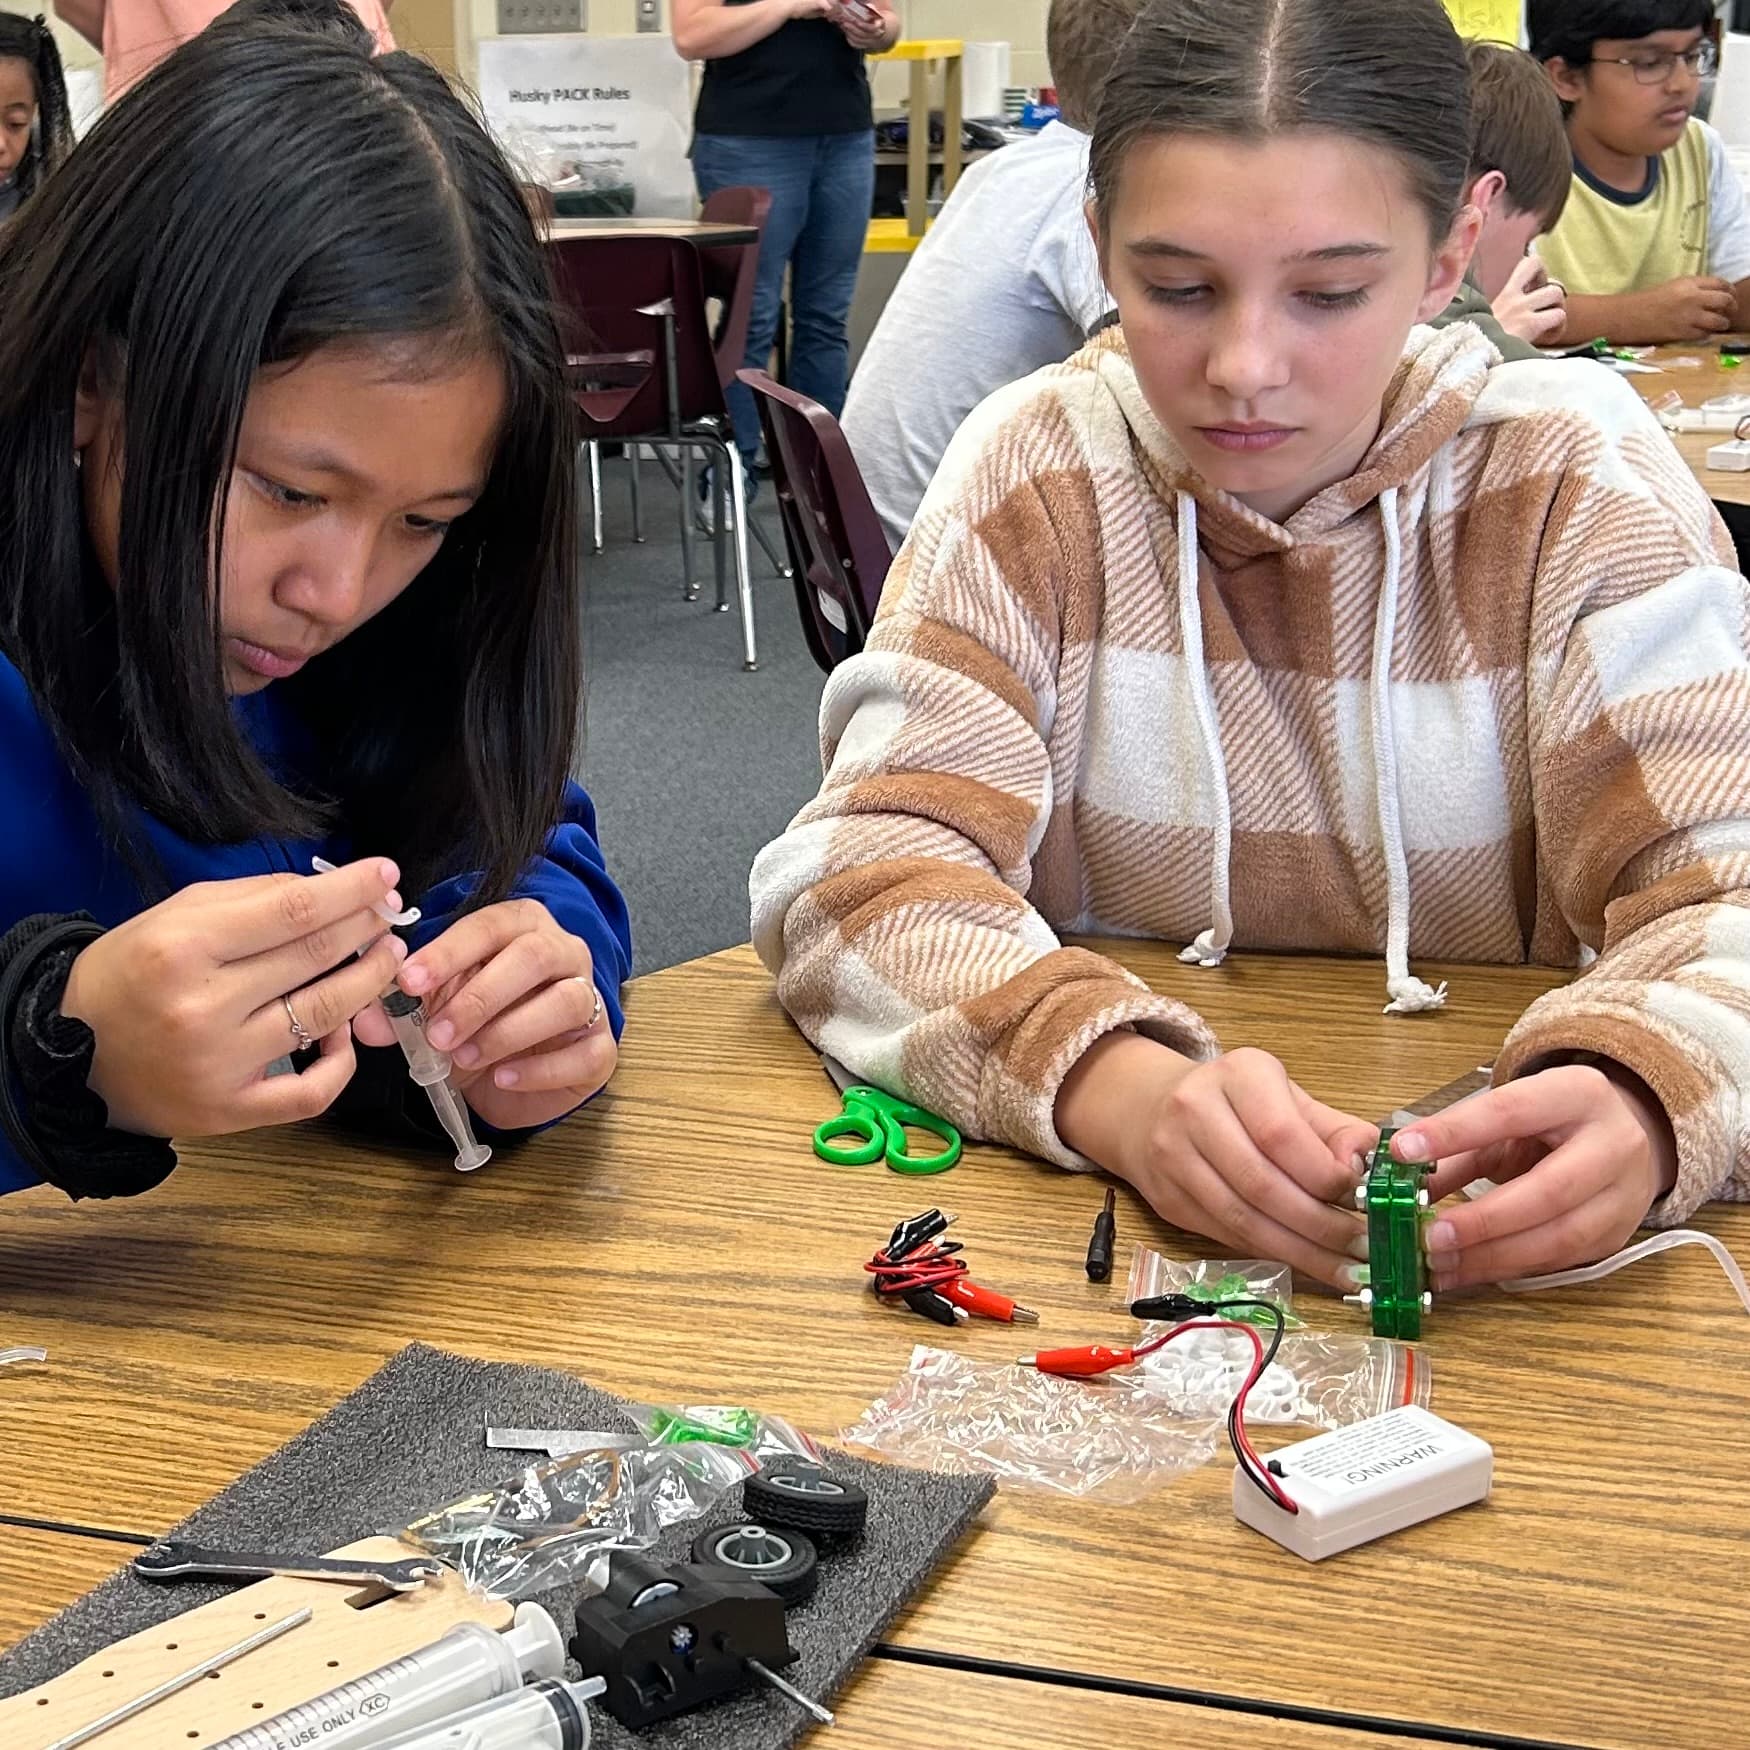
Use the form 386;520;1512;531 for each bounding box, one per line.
0;652;633;1196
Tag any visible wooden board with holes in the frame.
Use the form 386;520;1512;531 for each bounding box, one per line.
0;1537;510;1749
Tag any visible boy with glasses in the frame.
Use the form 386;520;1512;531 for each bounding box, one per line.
1531;1;1750;341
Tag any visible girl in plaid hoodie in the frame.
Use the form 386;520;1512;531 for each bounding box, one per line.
752;0;1750;1293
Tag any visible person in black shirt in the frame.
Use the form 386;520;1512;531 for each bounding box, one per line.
674;0;897;482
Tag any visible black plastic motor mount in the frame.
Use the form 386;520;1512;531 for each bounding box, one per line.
569;1551;799;1729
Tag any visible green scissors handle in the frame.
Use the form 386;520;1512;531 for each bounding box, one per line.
813;1086;961;1175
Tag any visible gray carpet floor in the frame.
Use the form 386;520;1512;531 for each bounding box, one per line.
575;458;829;974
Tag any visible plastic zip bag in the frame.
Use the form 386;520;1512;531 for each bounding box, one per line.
1125;1245;1428;1428
1128;1326;1429;1427
1124;1250;1304;1328
398;1440;756;1599
840;1345;1221;1501
625;1402;823;1462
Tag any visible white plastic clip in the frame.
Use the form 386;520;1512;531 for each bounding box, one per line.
311;856;421;926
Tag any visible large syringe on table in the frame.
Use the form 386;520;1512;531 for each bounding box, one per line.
208;1604;580;1750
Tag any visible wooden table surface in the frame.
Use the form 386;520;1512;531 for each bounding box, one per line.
1;942;1745;1750
1635;339;1750;506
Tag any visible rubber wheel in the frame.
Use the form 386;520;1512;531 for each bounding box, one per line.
689;1523;819;1607
742;1460;869;1541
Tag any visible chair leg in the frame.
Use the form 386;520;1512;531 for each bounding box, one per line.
588;441;604;554
749;513;792;580
629;444;645;544
654;445;684;490
680;448;698;601
724;443;758;672
713;461;729;615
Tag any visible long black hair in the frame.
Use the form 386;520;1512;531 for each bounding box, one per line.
0;13;73;200
0;25;581;905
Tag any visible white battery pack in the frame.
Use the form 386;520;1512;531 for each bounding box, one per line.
1707;438;1750;472
1232;1405;1492;1562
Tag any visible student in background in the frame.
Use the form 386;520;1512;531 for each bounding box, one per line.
1431;40;1572;358
843;0;1140;553
54;0;392;100
0;25;631;1202
1531;0;1750;342
0;13;72;223
753;0;1750;1293
674;0;900;498
212;0;373;44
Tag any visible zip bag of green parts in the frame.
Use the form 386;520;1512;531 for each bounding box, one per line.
1124;1248;1430;1429
627;1401;823;1462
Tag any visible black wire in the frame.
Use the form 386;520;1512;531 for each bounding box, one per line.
1207;1297;1289;1506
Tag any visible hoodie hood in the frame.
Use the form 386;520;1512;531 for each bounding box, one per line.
1076;320;1499;1015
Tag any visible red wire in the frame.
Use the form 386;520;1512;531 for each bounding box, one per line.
1136;1317;1297;1514
865;1243;968;1298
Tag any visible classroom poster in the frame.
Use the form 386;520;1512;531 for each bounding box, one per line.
1442;0;1523;43
476;34;693;216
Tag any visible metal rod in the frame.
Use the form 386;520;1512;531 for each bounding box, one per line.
680;446;698;599
746;1657;834;1726
45;1607;312;1750
587;441;604;554
712;449;729;615
749;512;791;579
724;441;759;670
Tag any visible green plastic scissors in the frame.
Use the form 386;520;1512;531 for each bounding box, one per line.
813;1059;961;1175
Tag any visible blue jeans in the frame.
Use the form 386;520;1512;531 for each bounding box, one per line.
692;130;874;466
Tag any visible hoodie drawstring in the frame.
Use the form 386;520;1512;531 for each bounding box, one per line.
1171;484;1448;1014
1369;486;1447;1014
1174;491;1233;969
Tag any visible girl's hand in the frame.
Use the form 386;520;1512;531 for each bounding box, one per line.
59;859;407;1137
360;899;616;1131
1394;1063;1678;1290
1057;1034;1377;1288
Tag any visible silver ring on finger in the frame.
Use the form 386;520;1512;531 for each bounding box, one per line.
283;993;317;1052
573;977;603;1032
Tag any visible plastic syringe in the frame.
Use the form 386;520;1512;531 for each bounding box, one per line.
208;1603;564;1750
380;985;492;1172
369;1677;605;1750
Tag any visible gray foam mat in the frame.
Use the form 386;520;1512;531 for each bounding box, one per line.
0;1343;993;1747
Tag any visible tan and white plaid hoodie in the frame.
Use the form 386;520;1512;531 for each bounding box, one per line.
751;322;1750;1222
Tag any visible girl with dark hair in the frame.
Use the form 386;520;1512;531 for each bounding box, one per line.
0;13;72;222
754;0;1750;1293
0;23;631;1202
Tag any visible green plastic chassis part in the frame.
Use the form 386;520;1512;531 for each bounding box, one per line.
1350;1128;1434;1340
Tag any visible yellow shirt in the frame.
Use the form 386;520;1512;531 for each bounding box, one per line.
1539;118;1712;295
